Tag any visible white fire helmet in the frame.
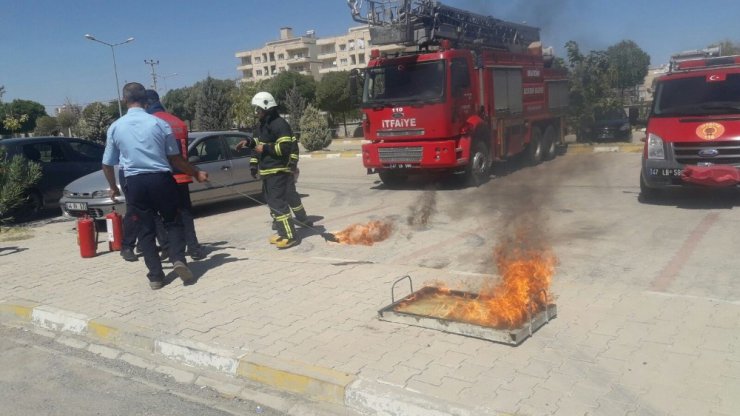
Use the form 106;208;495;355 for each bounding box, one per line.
251;91;277;110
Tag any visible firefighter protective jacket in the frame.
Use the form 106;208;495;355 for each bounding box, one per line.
250;111;294;176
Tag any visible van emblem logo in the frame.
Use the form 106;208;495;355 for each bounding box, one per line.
698;149;719;157
696;122;725;140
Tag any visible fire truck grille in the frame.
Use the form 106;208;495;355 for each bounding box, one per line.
673;141;740;166
378;147;423;163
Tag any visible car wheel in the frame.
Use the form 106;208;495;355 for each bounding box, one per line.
526;127;543;165
638;173;661;203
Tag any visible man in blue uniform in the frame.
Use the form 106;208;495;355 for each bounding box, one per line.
102;82;208;289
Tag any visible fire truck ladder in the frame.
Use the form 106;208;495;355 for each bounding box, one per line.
347;0;540;52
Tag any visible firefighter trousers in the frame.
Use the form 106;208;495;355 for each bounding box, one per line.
263;173;296;241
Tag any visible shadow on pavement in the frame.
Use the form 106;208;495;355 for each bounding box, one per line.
638;188;740;209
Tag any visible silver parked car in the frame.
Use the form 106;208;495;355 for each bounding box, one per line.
60;131;260;218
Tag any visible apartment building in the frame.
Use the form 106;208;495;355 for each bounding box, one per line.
235;26;403;82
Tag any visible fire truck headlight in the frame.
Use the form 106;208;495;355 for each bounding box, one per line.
647;133;666;160
92;190;110;198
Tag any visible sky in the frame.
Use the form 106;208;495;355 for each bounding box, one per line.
1;0;738;115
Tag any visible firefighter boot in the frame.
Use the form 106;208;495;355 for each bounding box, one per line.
275;238;299;249
269;235;284;244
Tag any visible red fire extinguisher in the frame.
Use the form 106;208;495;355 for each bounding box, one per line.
106;207;124;251
77;216;97;258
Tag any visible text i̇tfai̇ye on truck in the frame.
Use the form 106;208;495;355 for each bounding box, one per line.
346;0;569;187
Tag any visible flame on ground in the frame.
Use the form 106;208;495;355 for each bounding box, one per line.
334;220;394;245
397;226;556;329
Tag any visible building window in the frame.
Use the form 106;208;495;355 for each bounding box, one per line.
255;56;261;63
359;54;365;64
357;39;365;50
348;40;355;50
269;52;275;62
339;44;346;51
278;53;284;60
339;58;348;66
256;69;263;76
351;55;356;65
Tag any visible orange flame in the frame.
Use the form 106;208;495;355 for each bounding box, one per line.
397;226;556;329
334;220;394;245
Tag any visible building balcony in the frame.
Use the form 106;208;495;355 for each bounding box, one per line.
286;57;312;65
317;52;336;60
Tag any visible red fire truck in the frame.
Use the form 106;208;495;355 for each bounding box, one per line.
347;0;569;186
640;48;740;199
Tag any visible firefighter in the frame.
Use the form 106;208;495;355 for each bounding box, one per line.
237;91;298;249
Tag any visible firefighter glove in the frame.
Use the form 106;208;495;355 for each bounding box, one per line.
250;167;258;179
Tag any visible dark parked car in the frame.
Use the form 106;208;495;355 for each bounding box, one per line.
582;108;633;142
60;131;260;218
0;136;105;218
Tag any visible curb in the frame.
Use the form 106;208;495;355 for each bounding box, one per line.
301;151;362;159
1;299;519;415
0;299;354;407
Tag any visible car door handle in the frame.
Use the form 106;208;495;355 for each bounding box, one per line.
221;165;230;171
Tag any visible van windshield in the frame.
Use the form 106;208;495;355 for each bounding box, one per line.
652;73;740;116
363;60;445;106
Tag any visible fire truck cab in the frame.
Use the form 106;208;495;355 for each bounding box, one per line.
640;49;740;199
347;0;569;186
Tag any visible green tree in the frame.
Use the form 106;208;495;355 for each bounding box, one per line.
194;77;236;131
283;84;307;135
605;40;650;100
34;115;59;136
267;71;316;104
2;114;28;137
565;40;620;142
316;71;357;137
78;102;113;144
0;85;4;102
0;146;42;224
0;99;47;135
299;104;330;151
163;86;196;125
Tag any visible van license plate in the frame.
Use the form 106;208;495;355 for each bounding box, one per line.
659;168;683;177
65;202;87;211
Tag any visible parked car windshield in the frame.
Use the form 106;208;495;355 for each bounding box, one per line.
652;73;740;116
363;60;445;106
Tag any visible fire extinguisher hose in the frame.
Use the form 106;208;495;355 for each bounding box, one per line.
203;178;338;242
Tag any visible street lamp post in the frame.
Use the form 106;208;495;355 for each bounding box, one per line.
84;34;135;117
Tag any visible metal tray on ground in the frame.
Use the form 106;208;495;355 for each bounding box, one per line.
377;275;556;346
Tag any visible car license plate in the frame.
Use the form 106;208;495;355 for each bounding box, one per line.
647;168;683;177
65;202;88;211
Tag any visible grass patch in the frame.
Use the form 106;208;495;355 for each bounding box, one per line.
0;226;33;242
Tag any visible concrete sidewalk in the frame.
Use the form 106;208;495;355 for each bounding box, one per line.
1;153;737;416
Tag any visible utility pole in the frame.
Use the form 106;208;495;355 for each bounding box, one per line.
144;59;159;91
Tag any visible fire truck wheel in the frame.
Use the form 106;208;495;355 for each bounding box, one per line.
638;173;662;203
542;126;557;161
465;141;491;186
526;127;543;165
379;171;407;188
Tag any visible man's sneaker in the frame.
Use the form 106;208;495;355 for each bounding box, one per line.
188;247;205;260
173;261;194;284
120;248;138;262
268;235;284;244
275;239;299;249
149;281;164;290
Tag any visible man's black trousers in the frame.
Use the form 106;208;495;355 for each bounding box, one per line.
263;173;296;241
124;172;187;281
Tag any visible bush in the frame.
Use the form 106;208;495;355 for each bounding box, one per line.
299;104;331;152
0;146;41;223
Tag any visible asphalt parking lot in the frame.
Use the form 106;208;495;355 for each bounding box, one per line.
2;148;739;416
